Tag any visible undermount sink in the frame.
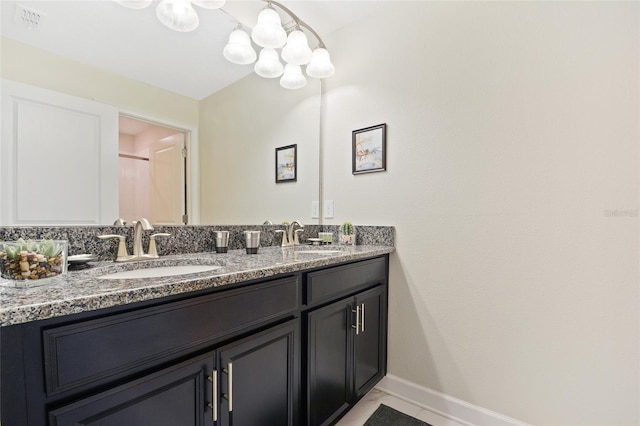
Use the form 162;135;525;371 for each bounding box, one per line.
98;265;223;280
296;250;341;255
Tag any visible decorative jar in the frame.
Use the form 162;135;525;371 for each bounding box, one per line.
0;239;68;287
338;222;356;245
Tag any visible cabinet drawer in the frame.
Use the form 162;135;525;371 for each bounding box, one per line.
306;257;386;306
49;351;214;426
43;276;299;397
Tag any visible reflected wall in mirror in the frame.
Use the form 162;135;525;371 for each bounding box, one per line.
199;74;320;225
0;78;120;225
0;3;321;226
118;116;189;226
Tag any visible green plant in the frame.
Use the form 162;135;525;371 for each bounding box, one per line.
2;238;63;259
38;240;64;258
339;222;355;235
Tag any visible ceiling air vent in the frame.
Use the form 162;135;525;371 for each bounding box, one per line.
13;4;45;30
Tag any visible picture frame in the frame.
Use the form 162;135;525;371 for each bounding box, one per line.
275;144;297;183
352;123;387;174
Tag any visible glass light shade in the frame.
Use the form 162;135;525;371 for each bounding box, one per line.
281;30;313;65
254;48;284;78
223;28;257;65
191;0;225;9
114;0;152;9
280;64;307;90
306;47;335;78
251;7;287;48
156;0;199;32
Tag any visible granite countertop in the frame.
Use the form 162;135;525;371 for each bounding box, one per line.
0;245;394;327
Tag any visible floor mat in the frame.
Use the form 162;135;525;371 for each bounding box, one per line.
363;404;432;426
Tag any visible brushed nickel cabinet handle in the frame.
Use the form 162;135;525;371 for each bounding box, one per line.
207;370;218;422
222;363;234;412
361;303;365;333
228;362;233;412
352;305;361;335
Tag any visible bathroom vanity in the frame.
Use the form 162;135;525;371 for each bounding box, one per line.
0;245;392;426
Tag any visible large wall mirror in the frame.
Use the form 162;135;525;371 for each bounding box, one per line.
198;74;320;225
0;0;321;227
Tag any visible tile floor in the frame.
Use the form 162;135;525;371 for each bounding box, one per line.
336;388;465;426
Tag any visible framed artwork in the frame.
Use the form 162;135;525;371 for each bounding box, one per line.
275;144;297;183
352;123;387;174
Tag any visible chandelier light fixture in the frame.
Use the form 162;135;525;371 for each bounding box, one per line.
114;0;226;32
114;0;334;90
225;1;335;89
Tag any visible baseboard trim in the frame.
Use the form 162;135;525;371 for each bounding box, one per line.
375;374;530;426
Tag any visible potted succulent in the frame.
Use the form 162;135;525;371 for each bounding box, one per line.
338;222;356;245
0;238;67;287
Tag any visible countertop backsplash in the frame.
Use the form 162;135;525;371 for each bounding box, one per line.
0;224;394;261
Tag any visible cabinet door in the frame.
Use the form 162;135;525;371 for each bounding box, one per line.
354;286;387;398
49;352;214;426
218;319;299;426
1;79;119;225
307;299;353;426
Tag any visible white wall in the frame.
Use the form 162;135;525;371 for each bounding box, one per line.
321;2;639;425
119;134;140;222
0;38;198;127
118;126;180;223
1;37;200;224
199;73;320;224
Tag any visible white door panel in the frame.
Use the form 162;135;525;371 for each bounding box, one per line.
150;134;184;225
1;79;119;225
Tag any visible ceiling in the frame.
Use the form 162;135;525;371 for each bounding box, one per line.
1;0;383;100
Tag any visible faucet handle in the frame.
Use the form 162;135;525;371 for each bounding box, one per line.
148;233;171;258
294;229;304;246
275;229;289;247
98;234;129;261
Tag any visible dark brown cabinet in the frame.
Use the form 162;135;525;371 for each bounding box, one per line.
2;276;300;426
217;319;299;426
49;351;215;426
305;258;388;426
48;319;299;426
1;255;388;426
307;298;353;426
354;287;386;399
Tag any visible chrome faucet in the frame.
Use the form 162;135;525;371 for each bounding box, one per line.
99;218;170;262
288;220;304;246
132;218;153;257
275;220;304;247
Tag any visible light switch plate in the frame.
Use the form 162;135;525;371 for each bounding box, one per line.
324;200;334;219
311;201;320;219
